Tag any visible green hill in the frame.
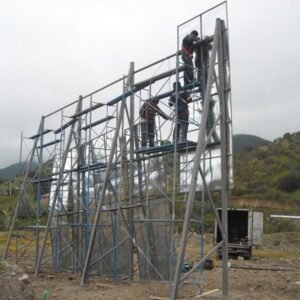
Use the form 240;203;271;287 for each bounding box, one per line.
233;134;270;152
232;131;300;202
0;162;39;182
0;163;24;181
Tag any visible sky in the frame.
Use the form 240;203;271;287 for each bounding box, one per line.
0;0;299;168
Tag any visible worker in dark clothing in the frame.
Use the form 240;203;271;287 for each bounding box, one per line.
169;82;192;143
139;99;170;148
193;36;218;143
181;30;199;86
194;36;212;97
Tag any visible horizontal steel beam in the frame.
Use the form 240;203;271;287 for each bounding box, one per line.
54;119;77;134
81;116;115;130
69;102;105;119
107;66;186;106
29;129;52;140
37;139;61;148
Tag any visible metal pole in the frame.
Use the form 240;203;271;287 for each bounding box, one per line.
169;23;180;288
171;19;221;300
75;96;83;272
128;62;135;279
35;117;45;267
81;62;134;285
218;19;229;296
19;131;23;172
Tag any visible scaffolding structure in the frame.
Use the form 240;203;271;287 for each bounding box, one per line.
3;2;232;299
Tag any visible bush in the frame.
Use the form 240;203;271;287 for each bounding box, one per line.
277;171;300;193
254;184;269;194
231;186;247;196
266;218;296;233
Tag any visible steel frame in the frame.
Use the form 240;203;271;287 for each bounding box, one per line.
3;3;232;299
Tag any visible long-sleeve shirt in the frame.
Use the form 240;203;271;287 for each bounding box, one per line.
139;101;168;122
169;90;192;115
182;34;198;56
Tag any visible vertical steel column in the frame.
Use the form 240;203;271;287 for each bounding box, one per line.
81;62;134;285
75;96;83;272
218;19;229;296
115;135;126;278
170;24;180;285
19;131;23;172
171;19;222;300
128;62;135;279
199;14;205;291
3;118;44;259
35;117;45;267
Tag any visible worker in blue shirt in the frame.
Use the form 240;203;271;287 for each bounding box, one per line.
139;99;170;148
181;30;199;86
169;82;192;143
194;36;212;97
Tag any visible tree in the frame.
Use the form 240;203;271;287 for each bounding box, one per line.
277;171;300;193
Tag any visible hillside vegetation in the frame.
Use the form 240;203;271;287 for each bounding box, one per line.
232;131;300;203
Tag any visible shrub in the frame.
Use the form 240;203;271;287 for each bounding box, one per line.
277;171;300;193
231;186;247;196
265;218;296;233
254;184;268;194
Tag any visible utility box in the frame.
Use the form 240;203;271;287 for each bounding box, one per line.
214;208;263;259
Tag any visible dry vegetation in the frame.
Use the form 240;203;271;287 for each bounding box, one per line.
1;231;299;299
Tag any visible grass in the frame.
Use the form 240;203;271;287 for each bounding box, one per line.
292;189;300;198
0;229;53;259
0;258;6;271
253;248;300;260
0;232;8;255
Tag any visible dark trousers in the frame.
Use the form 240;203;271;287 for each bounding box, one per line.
181;53;195;86
141;121;155;147
195;50;209;97
173;112;189;143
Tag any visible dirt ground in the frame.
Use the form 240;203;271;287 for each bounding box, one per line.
1;232;299;299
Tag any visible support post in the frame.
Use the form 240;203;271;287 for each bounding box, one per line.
218;19;229;296
35;117;45;267
128;62;135;279
75;96;83;272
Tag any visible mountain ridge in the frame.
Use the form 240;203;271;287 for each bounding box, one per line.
0;162;24;181
233;134;270;152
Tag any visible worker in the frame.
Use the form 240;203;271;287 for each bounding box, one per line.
169;82;192;143
181;30;199;86
194;36;212;97
139;99;170;148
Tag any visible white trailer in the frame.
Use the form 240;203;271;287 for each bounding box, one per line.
214;208;263;259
